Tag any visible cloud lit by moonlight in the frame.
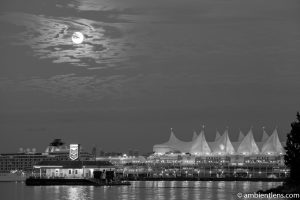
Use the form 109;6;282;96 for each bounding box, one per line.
72;32;84;44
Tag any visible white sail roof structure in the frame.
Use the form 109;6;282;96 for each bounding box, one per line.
261;128;284;155
261;128;269;143
237;129;260;155
190;130;211;155
153;129;180;153
215;131;221;141
153;129;194;153
238;130;245;142
192;131;198;141
153;127;285;155
212;129;235;155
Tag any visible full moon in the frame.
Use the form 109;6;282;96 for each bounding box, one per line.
71;32;84;44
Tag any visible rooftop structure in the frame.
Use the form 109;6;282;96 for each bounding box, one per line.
153;128;285;156
261;129;285;155
32;160;115;180
237;129;260;155
237;131;245;142
190;130;211;155
212;129;235;155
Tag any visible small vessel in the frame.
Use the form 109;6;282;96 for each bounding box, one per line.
0;170;26;182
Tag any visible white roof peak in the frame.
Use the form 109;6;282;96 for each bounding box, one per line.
215;130;221;141
237;129;260;155
213;129;235;154
261;128;284;155
238;130;245;142
261;128;269;143
192;131;198;141
190;131;211;154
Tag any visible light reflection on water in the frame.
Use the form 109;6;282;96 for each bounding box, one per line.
0;181;283;200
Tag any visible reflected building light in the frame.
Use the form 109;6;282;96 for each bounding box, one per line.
66;187;86;200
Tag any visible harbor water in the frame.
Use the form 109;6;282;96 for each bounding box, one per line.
0;181;283;200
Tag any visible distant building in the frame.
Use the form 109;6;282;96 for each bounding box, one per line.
96;155;146;166
149;128;286;176
0;140;93;172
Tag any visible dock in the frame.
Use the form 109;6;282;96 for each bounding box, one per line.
25;178;131;186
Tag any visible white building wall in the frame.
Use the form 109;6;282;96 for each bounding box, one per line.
45;168;113;178
46;168;85;178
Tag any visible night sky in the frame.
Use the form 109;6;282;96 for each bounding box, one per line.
0;0;299;154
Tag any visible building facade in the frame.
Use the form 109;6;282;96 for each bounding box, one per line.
33;161;114;179
153;128;284;156
0;144;93;172
145;128;288;179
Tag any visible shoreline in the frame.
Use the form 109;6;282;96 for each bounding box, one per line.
122;177;285;182
25;178;131;186
1;178;285;183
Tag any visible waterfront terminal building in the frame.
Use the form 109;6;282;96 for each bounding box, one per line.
153;128;284;156
91;128;288;180
147;128;287;179
33;160;114;179
0;129;289;180
27;145;120;186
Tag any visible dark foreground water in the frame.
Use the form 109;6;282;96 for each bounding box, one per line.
0;181;282;200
